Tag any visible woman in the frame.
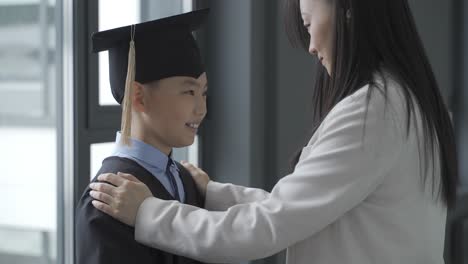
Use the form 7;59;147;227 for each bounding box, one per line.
89;0;458;263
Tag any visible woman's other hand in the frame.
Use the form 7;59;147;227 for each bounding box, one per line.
180;161;211;198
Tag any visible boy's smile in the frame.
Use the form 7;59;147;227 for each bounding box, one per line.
186;121;201;133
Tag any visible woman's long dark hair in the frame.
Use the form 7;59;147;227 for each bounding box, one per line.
285;0;458;208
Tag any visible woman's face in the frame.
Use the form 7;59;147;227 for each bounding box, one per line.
300;0;334;75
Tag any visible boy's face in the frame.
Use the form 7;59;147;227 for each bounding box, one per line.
135;72;208;152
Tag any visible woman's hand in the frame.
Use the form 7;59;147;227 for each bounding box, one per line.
89;172;153;227
181;161;211;198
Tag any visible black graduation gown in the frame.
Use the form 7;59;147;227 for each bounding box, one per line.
75;156;205;264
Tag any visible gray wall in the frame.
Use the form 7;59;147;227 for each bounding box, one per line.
271;1;316;183
408;0;454;106
460;0;468;188
198;0;267;188
197;0;316;189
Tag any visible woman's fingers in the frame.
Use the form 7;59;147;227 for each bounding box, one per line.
92;200;115;217
97;173;126;187
89;182;117;196
181;161;201;173
180;162;210;196
89;190;114;205
117;172;141;183
181;162;209;179
181;162;198;174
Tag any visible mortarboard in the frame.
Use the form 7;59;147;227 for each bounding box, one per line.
92;8;209;145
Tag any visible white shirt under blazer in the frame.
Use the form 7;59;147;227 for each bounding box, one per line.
134;74;447;264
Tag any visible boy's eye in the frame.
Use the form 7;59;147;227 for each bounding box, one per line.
202;91;208;97
184;90;195;95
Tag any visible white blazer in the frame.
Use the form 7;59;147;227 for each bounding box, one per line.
134;76;447;264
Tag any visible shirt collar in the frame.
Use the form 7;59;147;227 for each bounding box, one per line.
113;132;178;172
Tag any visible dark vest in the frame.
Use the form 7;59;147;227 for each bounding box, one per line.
76;156;205;264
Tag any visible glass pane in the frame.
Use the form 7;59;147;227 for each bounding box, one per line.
98;0;193;106
0;1;54;119
0;0;59;263
187;135;199;166
90;142;116;180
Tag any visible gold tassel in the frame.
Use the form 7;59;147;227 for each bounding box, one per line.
120;25;136;146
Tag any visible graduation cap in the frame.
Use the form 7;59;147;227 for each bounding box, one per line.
92;8;209;145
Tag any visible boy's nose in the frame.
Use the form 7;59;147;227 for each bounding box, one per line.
195;98;207;117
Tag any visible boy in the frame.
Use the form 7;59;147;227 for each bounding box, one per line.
75;9;209;264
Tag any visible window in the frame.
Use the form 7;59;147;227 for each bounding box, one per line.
0;0;61;263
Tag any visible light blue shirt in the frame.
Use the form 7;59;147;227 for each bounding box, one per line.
111;132;185;202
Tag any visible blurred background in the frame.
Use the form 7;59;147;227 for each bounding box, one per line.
0;0;466;263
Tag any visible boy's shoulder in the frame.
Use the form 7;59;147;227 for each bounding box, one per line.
93;156;151;181
76;156;157;215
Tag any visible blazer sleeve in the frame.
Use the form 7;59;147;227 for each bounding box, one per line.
204;181;271;211
134;88;406;263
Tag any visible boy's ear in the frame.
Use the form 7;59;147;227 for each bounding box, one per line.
132;81;146;112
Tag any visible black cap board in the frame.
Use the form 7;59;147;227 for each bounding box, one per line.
92;8;209;104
